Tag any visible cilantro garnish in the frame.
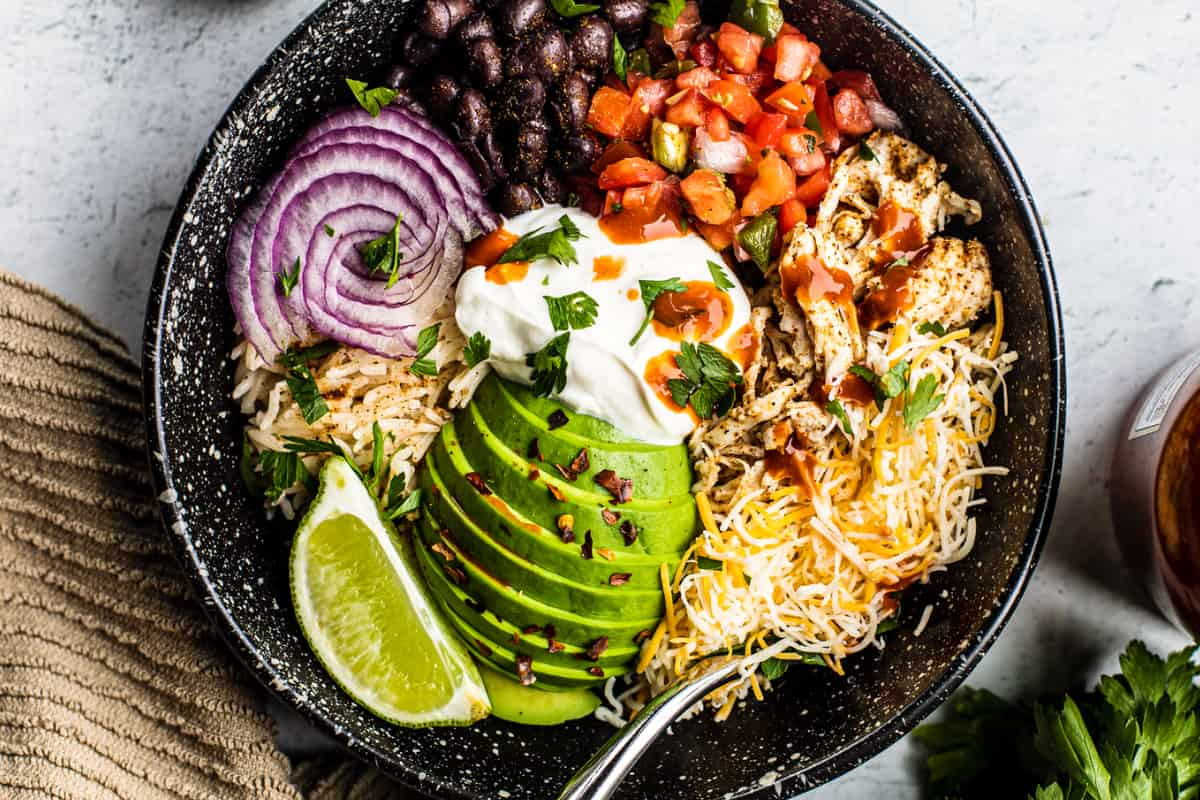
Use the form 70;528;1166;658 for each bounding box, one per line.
549;0;599;16
285;364;328;424
803;110;824;137
525;332;570;398
849;361;909;407
345;78;398;117
649;0;686;27
612;35;628;81
545;291;599;331
902;374;945;430
737;210;778;272
279;257;301;297
666;341;743;419
382;473;423;520
917;320;947;337
707;260;735;292
463;331;491;368
629;277;687;345
359;214;406;289
409;322;440;377
259;450;309;501
826;399;853;436
857;140;877;162
497;215;586;267
277;340;339;369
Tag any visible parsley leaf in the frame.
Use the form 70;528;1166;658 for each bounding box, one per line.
285;364;328;424
549;0;600;16
707;260;735;292
858;140;877;161
525;332;570;398
345;78;398;117
612;34;628;82
281;435;347;457
545;292;599;331
497;215;586;266
803;110;824;137
359;214;406;289
849;361;909;407
463;331;491;367
826;399;853;436
902;374;944;430
385;487;423;520
668;342;743;419
279;257;301;297
649;0;686;27
366;422;385;491
629;277;687;345
917;320;947;337
408;322;440;377
277;340;339;369
737;210;778;272
259;450;308;501
760;657;790;680
323;224;336;237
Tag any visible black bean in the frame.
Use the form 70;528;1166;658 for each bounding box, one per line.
466;37;504;88
496;182;542;216
576;68;602;88
604;0;647;34
479;131;510;182
496;0;546;41
457;137;497;191
570;15;613;73
454;89;492;137
549;72;591;133
509;119;550;179
390;87;428;116
425;74;461;119
420;0;476;39
559;133;600;172
496;75;546;123
534;169;567;205
455;12;494;45
523;25;573;83
401;31;442;66
382;63;416;90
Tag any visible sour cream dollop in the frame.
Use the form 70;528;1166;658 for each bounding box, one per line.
455;205;753;444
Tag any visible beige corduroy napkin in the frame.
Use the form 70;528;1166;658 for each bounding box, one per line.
0;270;404;799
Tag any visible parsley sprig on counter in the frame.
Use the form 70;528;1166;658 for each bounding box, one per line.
629;277;686;346
497;215;585;267
667;342;743;419
916;640;1200;800
545;291;599;331
526;332;570;398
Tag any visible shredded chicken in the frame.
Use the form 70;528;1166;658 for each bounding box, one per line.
865;236;994;330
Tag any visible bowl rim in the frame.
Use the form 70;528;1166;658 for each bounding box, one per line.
142;0;1065;796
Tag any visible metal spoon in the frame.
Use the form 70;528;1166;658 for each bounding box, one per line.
556;658;743;800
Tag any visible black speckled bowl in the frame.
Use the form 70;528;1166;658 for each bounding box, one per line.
143;1;1064;797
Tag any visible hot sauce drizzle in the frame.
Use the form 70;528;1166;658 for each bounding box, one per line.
728;323;758;372
765;432;818;498
484;260;529;285
592;255;626;281
871;202;924;266
643;350;699;421
650;280;733;343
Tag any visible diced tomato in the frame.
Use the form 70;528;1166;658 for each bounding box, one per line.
702;79;761;124
830;70;882;102
465;227;520;267
591;140;645;175
621;78;674;140
724;63;773;95
763;81;814;124
587;87;632;138
676;66;718;90
598;157;669;190
811;81;841;152
745;112;788;149
734;131;762;175
811;60;833;82
779;22;803;37
786;149;826;177
729;171;754;200
773;36;820;82
793;163;831;207
689;38;718;68
832;88;874;136
704;106;731;141
714;22;764;74
664;88;708;127
779;129;826;174
778;198;807;234
659;0;702;59
741;150;795;216
680;168;737;225
694;218;737;251
603;189;624;215
608;179;685;243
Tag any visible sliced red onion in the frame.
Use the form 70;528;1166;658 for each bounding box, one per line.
865;99;904;132
692;127;748;174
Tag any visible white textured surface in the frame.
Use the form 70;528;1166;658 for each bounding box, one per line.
2;0;1195;797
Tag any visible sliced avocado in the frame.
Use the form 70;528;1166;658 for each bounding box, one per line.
478;663;601;725
472;375;692;496
413;510;661;644
419;457;665;615
447;413;698;555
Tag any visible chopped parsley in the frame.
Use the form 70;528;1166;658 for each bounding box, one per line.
285;364;328;424
545;291;599;331
259;450;309;501
629;277;687;345
549;0;599;15
889;255;910;268
612;35;628;82
345;78;398;117
279;257;301;297
281;435;347;457
847;361;942;428
409;322;440;377
707;260;735;292
463;331;491;368
323;224;336;237
277;340;339;369
496;215;585;267
666;341;743;419
737;210;778;272
902;373;945;430
760;652;825;681
857;140;877;162
359;213;406;288
525;332;570;398
803;110;824;137
696;556;723;571
825;399;853;436
917;320;947;336
849;361;909;407
383;473;422;520
649;0;686;27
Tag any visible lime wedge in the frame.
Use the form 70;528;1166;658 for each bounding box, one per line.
290;457;490;727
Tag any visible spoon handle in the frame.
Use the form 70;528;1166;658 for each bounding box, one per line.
556;660;742;800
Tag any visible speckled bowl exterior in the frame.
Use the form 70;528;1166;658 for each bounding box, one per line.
142;1;1064;797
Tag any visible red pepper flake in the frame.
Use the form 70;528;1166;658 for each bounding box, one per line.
543;624;557;640
609;572;632;586
594;469;633;503
528;437;544;461
596;547;615;561
580;530;594;560
443;563;468;586
634;629;651;644
474;639;493;657
569;448;590;475
547;409;569;429
620;520;638;546
548;639;565;654
430;542;455;562
601;508;621;526
466;598;486;614
515;655;536;686
588;666;604;677
465;472;492;495
580;636;609;661
528;465;540;480
522;624;542;634
547;483;566;502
